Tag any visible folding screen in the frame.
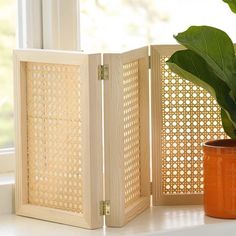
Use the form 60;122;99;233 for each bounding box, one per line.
14;45;228;229
14;50;103;229
104;47;150;227
151;45;227;205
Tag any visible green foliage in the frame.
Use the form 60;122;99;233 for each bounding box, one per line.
167;25;236;139
223;0;236;13
173;26;236;99
221;109;236;138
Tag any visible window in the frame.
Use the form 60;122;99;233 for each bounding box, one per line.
0;0;16;174
0;0;79;173
1;0;236;174
0;0;16;149
80;0;236;52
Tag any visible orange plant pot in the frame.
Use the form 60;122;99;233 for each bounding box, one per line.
203;139;236;218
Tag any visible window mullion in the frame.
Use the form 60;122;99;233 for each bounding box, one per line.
42;0;80;50
18;0;43;49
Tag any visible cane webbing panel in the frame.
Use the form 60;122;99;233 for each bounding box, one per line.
160;56;227;195
123;60;141;208
26;62;83;213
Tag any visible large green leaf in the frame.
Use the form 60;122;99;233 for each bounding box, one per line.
223;0;236;13
221;108;236;139
174;26;236;98
167;49;236;126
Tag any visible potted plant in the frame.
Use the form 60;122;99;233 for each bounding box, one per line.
167;0;236;218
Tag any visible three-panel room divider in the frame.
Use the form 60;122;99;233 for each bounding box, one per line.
14;45;226;229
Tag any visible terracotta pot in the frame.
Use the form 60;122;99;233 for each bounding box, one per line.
203;139;236;218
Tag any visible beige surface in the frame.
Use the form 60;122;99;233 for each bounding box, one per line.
123;60;141;208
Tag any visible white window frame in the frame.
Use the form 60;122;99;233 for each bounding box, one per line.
42;0;80;50
0;148;15;173
0;0;80;174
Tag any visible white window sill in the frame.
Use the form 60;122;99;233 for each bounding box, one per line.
0;172;15;185
0;206;236;236
0;148;15;173
0;172;15;215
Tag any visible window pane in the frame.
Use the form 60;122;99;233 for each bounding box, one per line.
0;0;16;149
80;0;236;52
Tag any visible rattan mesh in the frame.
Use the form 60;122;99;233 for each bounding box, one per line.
123;61;141;208
160;56;227;195
26;62;83;213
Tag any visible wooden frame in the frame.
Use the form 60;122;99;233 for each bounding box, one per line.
104;47;150;227
151;45;227;205
151;45;203;205
14;49;103;229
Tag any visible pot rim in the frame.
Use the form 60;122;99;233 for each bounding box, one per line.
203;139;236;149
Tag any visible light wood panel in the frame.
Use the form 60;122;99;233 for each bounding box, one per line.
151;45;227;206
104;47;150;227
14;49;103;229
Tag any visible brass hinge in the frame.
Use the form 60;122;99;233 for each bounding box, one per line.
149;55;151;69
98;65;109;80
100;200;110;216
150;182;152;195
